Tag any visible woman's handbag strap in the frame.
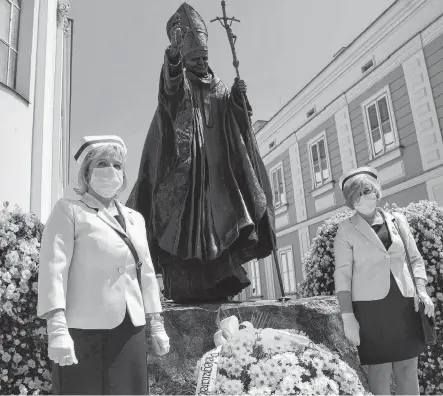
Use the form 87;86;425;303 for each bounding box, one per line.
391;215;420;296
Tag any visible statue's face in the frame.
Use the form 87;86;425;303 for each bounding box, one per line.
184;50;209;77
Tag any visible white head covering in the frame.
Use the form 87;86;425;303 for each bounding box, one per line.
74;135;127;164
339;166;378;191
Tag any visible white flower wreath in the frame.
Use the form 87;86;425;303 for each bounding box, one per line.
195;315;369;396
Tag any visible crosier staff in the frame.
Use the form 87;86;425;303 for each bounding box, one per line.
211;0;288;301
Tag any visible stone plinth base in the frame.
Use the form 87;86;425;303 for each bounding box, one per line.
145;297;369;395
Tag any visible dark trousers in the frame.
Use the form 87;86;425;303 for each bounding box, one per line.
52;310;148;395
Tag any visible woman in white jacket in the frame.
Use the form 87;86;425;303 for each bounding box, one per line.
334;166;434;395
37;135;170;395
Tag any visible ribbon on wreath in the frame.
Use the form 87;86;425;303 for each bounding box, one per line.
195;316;244;395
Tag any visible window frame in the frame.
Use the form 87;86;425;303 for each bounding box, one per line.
306;106;316;119
248;259;262;297
269;161;287;208
0;0;21;89
361;85;399;160
278;245;297;294
307;130;332;190
268;139;276;150
361;56;375;74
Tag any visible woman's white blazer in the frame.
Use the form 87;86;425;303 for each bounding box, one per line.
333;209;427;302
37;193;162;329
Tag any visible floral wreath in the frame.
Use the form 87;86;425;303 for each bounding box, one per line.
195;314;368;395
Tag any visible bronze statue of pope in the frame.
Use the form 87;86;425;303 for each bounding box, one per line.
127;3;275;303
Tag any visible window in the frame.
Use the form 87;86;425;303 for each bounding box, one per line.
308;134;331;188
0;0;20;88
306;107;315;118
249;259;261;297
279;247;296;293
364;92;396;157
270;163;286;208
361;59;374;74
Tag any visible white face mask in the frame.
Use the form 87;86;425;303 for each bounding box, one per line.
354;192;377;215
89;167;123;199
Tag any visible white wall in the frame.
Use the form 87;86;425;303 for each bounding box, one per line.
0;0;39;212
0;0;67;222
0;90;34;211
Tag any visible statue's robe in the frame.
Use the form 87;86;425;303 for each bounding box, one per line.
127;52;275;302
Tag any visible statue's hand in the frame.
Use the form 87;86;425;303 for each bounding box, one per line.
233;77;247;94
168;13;183;59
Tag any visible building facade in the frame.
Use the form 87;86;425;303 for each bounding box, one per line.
0;0;72;222
4;1;442;303
240;0;443;301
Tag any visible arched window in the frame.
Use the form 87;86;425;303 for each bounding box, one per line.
0;0;20;88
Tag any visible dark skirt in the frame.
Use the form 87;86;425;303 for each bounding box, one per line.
52;310;148;395
353;272;425;365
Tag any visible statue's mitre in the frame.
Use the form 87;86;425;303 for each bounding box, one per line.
166;2;208;57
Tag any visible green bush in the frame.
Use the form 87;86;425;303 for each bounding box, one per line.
0;202;51;395
298;200;443;395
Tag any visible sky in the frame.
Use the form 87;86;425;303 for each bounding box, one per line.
68;0;397;200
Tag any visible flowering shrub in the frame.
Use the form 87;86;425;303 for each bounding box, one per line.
214;326;368;395
298;200;443;395
299;210;354;298
0;202;51;395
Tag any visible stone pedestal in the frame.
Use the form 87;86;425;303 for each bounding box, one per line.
146;297;369;395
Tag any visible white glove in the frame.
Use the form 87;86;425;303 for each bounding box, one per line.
151;317;170;356
416;284;435;317
47;311;78;366
156;276;164;294
341;313;360;347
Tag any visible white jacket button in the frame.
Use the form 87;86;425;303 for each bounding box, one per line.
118;266;125;274
385;254;390;259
